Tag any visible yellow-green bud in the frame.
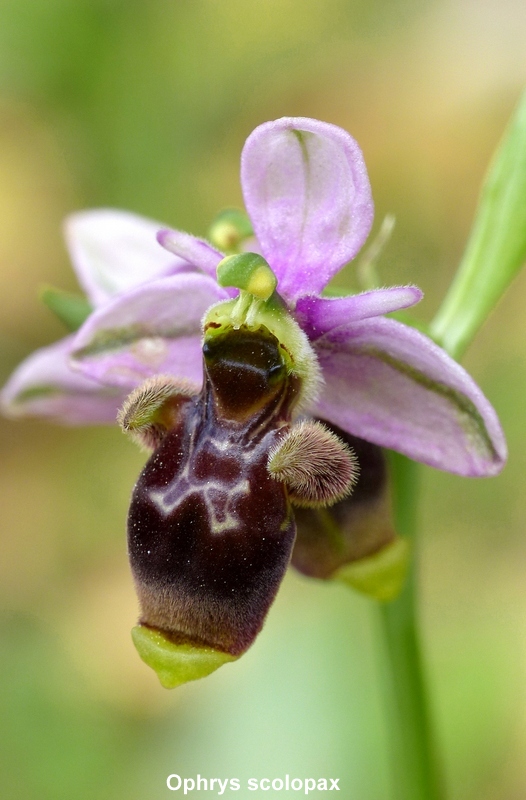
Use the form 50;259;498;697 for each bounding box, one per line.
208;208;253;253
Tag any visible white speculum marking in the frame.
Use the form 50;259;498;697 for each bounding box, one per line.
130;337;169;366
149;432;252;535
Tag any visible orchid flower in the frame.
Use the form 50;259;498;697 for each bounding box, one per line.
1;117;506;688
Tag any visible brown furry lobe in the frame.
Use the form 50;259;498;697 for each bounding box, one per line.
118;374;199;451
267;419;359;507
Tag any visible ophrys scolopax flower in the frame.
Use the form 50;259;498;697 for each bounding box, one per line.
1;117;506;687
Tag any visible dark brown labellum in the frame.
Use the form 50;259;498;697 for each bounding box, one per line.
128;327;297;656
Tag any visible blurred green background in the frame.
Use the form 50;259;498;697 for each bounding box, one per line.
0;1;525;798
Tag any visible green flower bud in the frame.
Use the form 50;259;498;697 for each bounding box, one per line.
208;208;254;253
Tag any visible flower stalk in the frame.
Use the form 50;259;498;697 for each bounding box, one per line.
379;453;444;800
379;92;526;798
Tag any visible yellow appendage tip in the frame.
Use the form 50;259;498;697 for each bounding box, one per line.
131;625;238;689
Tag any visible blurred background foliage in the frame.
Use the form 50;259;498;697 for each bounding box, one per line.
0;1;525;798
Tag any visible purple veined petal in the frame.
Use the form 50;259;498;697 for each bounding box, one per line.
295;286;423;340
313;317;507;477
70;272;230;388
65;209;186;307
73;334;205;389
0;337;126;425
241;117;374;303
157;229;224;281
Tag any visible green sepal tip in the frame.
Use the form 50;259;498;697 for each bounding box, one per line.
217;252;277;300
40;285;92;332
333;537;410;602
131;625;238;689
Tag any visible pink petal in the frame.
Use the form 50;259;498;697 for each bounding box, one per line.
71;273;229;388
157;229;224;281
241;117;374;302
0;337;126;425
65;209;186;307
314;317;506;476
295;286;422;339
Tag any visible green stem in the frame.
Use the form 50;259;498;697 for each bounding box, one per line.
378;452;444;800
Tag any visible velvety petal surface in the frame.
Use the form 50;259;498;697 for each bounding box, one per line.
157;229;224;281
129;407;297;657
0;337;125;424
295;286;422;340
71;273;229;388
65;209;184;306
241;117;374;301
313;317;507;476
